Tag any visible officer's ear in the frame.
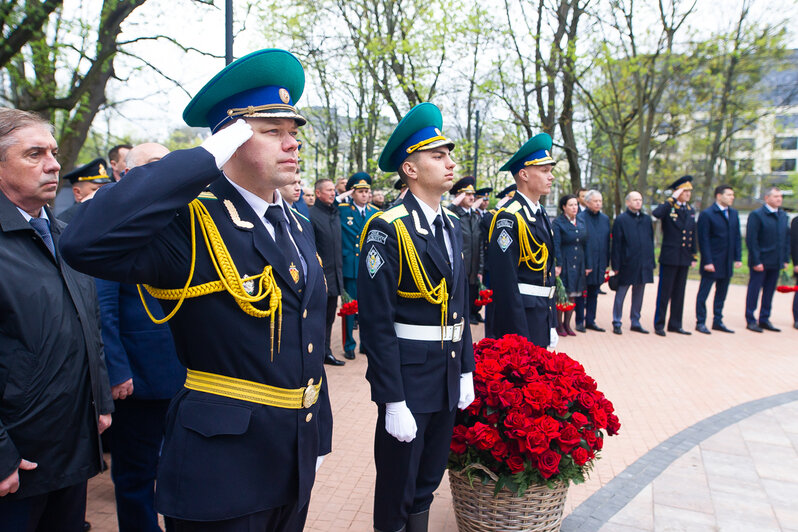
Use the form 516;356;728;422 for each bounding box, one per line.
400;156;418;183
515;167;528;185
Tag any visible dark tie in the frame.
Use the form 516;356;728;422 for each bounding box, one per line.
29;217;56;259
264;206;305;290
432;215;451;270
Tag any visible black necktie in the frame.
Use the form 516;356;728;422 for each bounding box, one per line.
29;217;56;259
264;206;305;290
433;215;451;270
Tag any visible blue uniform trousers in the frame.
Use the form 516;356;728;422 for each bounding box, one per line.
110;398;172;532
0;480;87;532
695;275;731;326
612;284;646;328
745;268;779;324
653;264;689;331
373;405;456;532
343;277;358;352
584;283;601;326
172;501;308;532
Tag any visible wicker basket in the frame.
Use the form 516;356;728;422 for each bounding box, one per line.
448;464;568;532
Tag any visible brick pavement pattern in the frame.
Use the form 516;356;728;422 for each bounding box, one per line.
84;279;798;531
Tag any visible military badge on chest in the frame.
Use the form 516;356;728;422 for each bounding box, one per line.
346;216;354;226
289;262;301;284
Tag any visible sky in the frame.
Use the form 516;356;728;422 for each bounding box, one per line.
75;0;798;144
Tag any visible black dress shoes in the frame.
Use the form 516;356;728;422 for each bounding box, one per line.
711;323;734;333
759;321;781;332
630;325;649;334
695;324;711;334
344;349;355;360
585;323;605;332
667;327;692;335
746;323;763;333
324;353;346;365
612;325;622;335
575;323;586;333
655;329;666;337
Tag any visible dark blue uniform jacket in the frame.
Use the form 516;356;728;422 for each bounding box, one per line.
746;206;790;269
697;204;742;279
652;199;697;266
358;193;474;414
59;148;333;521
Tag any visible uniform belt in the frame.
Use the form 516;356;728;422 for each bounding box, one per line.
394;320;465;342
518;283;556;298
184;369;321;409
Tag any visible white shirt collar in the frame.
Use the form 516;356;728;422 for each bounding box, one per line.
353;202;367;216
416;196;444;229
764;203;777;213
715;202;727;211
16;205;48;223
226;176;287;221
515;190;540;213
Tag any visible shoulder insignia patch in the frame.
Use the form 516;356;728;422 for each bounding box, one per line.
496;218;514;230
366;246;385;278
506;202;522;214
412;210;429;235
197;191;217;200
366;229;388;244
498;229;513;252
287;208;303;232
380;204;409;223
223;199;254;229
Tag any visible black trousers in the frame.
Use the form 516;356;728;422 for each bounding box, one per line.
110;398;172;532
654;264;689;331
584;283;601;326
745;268;779;324
324;295;338;356
468;281;480;319
0;480;87;532
373;405;456;532
695;275;731;326
172;502;308;532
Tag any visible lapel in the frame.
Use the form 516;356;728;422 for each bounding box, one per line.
515;194;552;247
284;201;320;306
443;208;463;298
403;193;452;285
208;178;299;296
0;193;60;265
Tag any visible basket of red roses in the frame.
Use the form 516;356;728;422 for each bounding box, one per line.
448;334;620;532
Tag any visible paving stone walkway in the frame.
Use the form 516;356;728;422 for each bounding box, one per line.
84;279;798;531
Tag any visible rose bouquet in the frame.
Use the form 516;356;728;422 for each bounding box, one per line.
449;334;620;496
338;292;358;348
554;276;574;312
776;269;797;293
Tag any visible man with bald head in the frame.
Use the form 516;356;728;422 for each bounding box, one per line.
125;142;170;170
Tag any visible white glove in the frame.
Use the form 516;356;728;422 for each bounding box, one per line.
458;372;475;410
385;401;417;443
548;327;559;349
315;455;324;472
201;119;253;169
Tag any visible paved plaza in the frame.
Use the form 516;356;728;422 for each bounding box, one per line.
85;279;798;531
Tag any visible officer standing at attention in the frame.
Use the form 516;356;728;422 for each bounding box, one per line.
339;171;380;359
651;175;697;336
486;134;558;349
358;103;475;532
60;49;332;531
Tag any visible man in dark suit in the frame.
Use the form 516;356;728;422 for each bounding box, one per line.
359;103;474;532
339;172;380;359
695;185;742;334
60;49;333;531
611;191;656;334
745;187;791;332
487;134;558;349
449;176;484;324
651;175;697;336
309;178;347;366
0;107;113;531
94;142;185;532
577;189;611;332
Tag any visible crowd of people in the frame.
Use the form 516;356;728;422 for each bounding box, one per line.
1;46;797;532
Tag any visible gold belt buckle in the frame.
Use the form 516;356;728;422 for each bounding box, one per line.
302;384;318;408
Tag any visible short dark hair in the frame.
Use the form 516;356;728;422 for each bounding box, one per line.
714;184;733;197
314;178;333;191
108;144;133;163
559;194;577;211
575;187;587;195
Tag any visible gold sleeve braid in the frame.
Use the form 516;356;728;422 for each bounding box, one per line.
488;208;549;282
137;198;283;361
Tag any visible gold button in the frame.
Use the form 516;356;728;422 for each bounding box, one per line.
453;312;458;320
306;413;313;422
308;378;314;386
308;343;313;353
303;309;308;318
451;351;456;358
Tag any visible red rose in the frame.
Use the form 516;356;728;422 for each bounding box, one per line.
523;382;553;411
531;415;561;440
556;424;581;453
467;422;501;451
582;429;598;449
537;449;561;478
506;454;526;474
504;410;532;439
607;414;621;436
578;391;596;410
571;446;590;466
490;440;509;461
450;425;468;454
524;430;549;455
589;406;608;429
571;412;588;428
485;380;511;407
499;387;524;408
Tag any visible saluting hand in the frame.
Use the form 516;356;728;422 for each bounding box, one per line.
201;119;254;169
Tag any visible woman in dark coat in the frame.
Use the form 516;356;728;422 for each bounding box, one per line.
553;194;590;336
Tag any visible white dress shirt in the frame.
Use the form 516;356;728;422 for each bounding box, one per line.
416;197;453;264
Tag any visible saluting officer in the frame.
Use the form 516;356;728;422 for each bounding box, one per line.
339;171;380;359
652;175;697;336
358;103;475;532
60;49;332;531
486;134;558;349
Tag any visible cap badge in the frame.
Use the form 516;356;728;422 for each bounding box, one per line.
434;128;442;136
98;164;107;176
279;88;290;104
